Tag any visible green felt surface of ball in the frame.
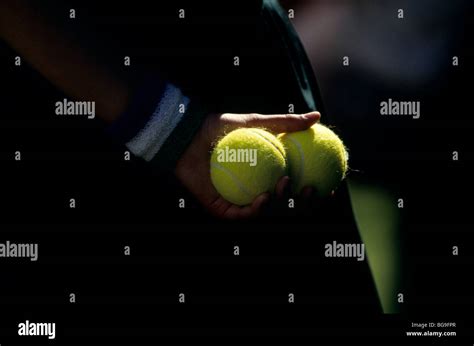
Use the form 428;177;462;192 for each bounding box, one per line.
279;123;348;196
210;128;287;206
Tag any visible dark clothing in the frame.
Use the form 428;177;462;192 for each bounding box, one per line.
0;0;381;316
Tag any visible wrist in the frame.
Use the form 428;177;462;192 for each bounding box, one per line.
175;119;209;178
106;76;210;171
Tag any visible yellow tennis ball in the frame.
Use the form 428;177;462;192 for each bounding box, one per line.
210;128;287;206
279;123;348;196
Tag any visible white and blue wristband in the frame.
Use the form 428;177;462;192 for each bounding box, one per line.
107;77;208;170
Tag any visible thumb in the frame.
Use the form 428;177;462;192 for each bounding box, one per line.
243;111;320;134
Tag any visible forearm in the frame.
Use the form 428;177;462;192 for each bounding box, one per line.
0;0;129;122
0;1;209;170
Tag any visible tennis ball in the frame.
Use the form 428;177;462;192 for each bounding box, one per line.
210;128;287;206
279;123;348;196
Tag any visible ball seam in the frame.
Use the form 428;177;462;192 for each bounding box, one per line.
246;128;286;162
284;136;305;191
210;161;253;200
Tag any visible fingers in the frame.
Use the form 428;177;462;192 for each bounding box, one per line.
212;176;289;220
209;186;336;220
221;193;270;220
275;175;291;199
301;186;314;201
242;111;320;133
208;192;270;220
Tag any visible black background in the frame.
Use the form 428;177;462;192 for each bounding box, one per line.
0;0;473;344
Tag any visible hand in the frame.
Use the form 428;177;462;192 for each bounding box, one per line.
175;111;321;219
